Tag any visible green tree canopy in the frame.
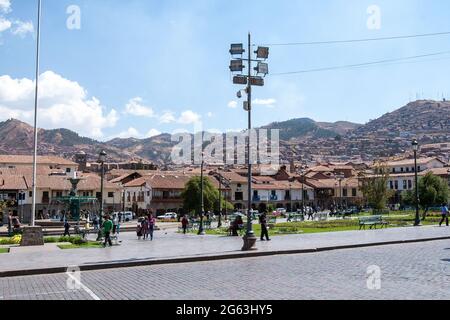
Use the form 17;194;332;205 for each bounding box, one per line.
361;165;394;211
402;172;449;220
181;176;233;215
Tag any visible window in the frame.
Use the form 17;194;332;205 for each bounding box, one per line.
352;188;357;197
401;167;404;172
235;192;243;201
66;168;71;173
96;192;101;200
56;191;63;198
394;181;399;190
392;168;396;173
406;167;410;172
108;192;114;198
343;189;348;197
390;181;394;190
408;180;412;189
237;184;242;188
29;191;33;197
403;180;407;190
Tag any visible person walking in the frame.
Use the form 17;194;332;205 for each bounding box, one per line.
148;214;156;241
259;213;270;241
181;215;189;234
113;214;119;234
93;215;99;231
142;217;150;240
102;215;113;247
136;219;143;240
63;219;71;237
439;203;449;227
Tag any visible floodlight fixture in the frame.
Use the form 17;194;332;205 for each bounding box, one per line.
255;62;269;75
233;75;248;85
230;43;245;55
255;46;269;59
229;59;245;72
249;76;264;87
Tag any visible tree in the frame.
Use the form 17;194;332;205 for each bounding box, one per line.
360;164;394;212
181;176;233;216
402;172;449;220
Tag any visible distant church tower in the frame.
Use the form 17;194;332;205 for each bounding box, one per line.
74;151;87;172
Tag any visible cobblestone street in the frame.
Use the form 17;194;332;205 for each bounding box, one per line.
2;239;450;300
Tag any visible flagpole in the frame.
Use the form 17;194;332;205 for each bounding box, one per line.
31;0;42;227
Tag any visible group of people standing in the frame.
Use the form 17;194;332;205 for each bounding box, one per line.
136;214;156;240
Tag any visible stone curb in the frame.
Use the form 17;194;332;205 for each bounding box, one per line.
1;235;450;278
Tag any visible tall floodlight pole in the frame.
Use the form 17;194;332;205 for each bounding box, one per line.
245;33;255;248
229;34;269;251
198;149;205;235
31;0;42;227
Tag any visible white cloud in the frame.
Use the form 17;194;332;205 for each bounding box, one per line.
11;20;33;37
146;129;161;138
0;71;119;138
227;101;238;109
0;0;11;13
253;98;277;108
159;111;176;124
0;17;11;32
124;97;155;118
207;112;213;118
178;110;201;124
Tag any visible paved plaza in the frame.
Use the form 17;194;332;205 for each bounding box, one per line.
1;239;450;300
2;225;450;274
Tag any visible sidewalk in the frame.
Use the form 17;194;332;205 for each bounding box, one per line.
1;225;450;277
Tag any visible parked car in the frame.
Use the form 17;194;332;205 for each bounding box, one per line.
112;211;135;222
157;212;177;221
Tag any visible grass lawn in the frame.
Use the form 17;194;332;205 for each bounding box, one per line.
57;241;104;250
0;248;9;254
190;213;443;236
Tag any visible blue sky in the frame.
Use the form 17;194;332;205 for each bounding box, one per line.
0;0;450;140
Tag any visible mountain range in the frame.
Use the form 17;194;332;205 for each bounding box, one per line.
0;100;448;164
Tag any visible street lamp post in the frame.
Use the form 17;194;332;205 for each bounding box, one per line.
198;151;205;235
229;34;269;251
337;173;344;210
412;140;421;226
217;170;222;228
98;151;107;225
289;183;293;213
299;168;305;214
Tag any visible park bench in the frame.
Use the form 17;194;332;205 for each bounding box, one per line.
358;215;388;230
315;212;328;222
73;226;100;240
